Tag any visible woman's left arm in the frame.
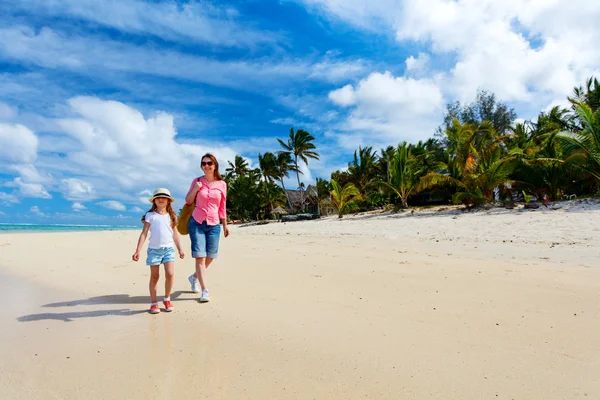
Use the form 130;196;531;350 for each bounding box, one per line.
219;183;229;237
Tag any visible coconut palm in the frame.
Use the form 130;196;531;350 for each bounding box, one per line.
258;152;278;183
330;179;361;218
277;128;320;211
347;146;378;197
568;77;600;113
259;180;287;217
274;151;297;209
556;103;600;181
313;177;332;214
419;119;517;208
226;155;249;178
378;142;433;208
257;152;279;216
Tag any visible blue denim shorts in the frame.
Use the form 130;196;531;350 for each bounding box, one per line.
146;247;175;266
188;216;221;258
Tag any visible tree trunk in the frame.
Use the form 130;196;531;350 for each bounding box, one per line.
280;179;291;209
295;156;304;212
263;175;270;218
402;197;408;208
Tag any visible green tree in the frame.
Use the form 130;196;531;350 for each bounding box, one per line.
330;179;361;218
557;103;600;181
347;146;378;197
277;128;320;211
225;155;249;178
378;142;436;208
275;151;297;209
257;152;279;216
569;77;600;114
420;119;517;208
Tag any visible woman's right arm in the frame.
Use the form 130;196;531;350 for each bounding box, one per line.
185;178;202;205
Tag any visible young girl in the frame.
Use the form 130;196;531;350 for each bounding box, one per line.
132;188;184;314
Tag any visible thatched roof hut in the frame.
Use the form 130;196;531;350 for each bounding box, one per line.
272;206;288;215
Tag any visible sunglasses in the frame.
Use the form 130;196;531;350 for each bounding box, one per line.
201;161;214;166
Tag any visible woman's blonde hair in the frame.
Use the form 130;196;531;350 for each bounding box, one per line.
141;199;177;228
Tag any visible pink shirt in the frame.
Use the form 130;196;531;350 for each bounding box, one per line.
187;177;227;225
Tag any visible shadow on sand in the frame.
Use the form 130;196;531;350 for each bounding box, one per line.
18;290;197;323
17;309;147;322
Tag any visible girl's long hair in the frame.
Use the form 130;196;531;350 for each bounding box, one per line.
141;200;178;228
202;153;223;181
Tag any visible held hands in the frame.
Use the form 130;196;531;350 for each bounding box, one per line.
132;251;140;262
223;225;230;238
179;250;185;259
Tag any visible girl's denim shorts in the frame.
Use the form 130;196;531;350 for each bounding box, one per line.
188;216;221;258
146;246;175;266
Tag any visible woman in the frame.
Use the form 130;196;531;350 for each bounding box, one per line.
185;153;230;302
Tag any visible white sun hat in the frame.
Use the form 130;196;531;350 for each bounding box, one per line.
148;188;175;203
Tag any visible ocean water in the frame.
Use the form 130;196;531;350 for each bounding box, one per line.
0;223;138;233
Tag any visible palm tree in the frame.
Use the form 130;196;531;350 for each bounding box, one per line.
227;171;262;221
313;177;332;215
257;152;279;216
557;103;600;181
226;155;249;178
347;146;378;197
419;119;517;208
277;128;320;211
569;77;600;113
330;179;361;218
275;151;297;209
259;180;287;218
378;145;396;185
258;152;278;183
378;142;432;208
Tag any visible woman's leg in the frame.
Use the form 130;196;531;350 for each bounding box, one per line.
194;223;220;278
163;261;174;298
194;258;213;277
189;217;208;285
195;257;208;291
149;266;160;303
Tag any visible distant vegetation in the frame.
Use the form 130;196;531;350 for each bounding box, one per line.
225;77;600;220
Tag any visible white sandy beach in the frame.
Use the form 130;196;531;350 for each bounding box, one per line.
1;202;600;399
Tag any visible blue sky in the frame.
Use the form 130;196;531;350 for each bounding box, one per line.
1;0;599;224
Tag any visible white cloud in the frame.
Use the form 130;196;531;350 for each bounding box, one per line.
329;84;356;107
11;0;278;48
309;59;367;82
0;192;19;205
0;26;366;90
405;53;430;73
30;205;44;215
8;164;50;184
130;206;144;213
53;97;239;202
138;190;153;205
299;0;399;29
61;178;95;201
0;211;6;216
72;202;86;211
0;123;38;164
300;0;600;118
13;177;52;199
97;200;127;211
329;72;444;146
